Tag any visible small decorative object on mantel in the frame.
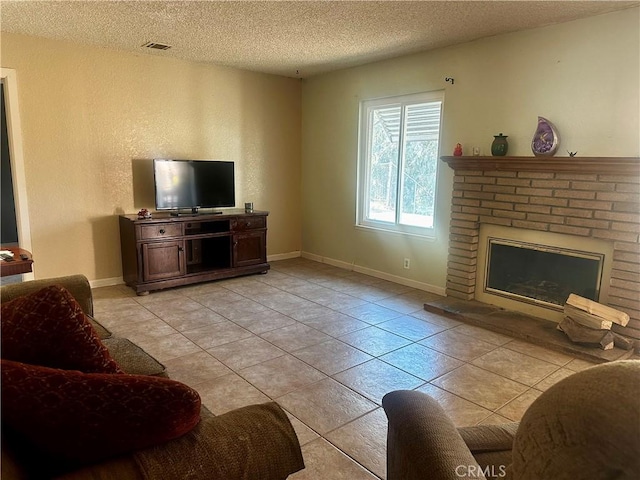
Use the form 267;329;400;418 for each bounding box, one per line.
453;143;463;156
568;151;577;157
137;208;152;219
491;133;508;156
531;116;559;156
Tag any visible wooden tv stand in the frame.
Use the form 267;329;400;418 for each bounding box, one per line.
119;210;269;295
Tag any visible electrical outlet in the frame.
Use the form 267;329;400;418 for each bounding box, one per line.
403;258;410;269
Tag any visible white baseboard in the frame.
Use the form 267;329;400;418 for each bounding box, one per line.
354;264;446;296
300;251;446;296
267;251;301;262
88;251;447;296
90;277;124;288
300;251;323;263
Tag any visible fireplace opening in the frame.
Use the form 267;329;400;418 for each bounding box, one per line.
485;238;604;310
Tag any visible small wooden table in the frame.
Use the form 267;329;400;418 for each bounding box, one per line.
0;246;33;277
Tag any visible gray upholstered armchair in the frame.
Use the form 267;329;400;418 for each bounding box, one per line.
383;360;640;480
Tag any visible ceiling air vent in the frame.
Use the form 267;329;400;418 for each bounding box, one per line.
142;42;172;51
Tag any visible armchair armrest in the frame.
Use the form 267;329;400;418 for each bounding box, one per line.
134;403;304;480
0;275;94;316
382;390;486;480
54;403;305;480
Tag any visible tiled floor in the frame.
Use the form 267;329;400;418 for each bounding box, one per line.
93;258;598;479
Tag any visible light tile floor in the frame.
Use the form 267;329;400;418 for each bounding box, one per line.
92;258;599;479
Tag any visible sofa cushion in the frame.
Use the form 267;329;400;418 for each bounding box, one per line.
86;314;112;340
1;285;121;373
102;337;168;377
1;359;201;472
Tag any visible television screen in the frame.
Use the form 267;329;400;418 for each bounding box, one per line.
153;159;235;211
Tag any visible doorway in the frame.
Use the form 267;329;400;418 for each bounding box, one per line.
1;82;19;245
1;68;33;281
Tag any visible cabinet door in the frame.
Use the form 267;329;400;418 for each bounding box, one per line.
233;232;266;267
142;240;185;281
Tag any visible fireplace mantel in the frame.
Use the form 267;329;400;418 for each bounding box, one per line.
441;156;640;174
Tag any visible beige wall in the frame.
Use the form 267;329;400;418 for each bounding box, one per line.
1;33;302;283
301;8;640;292
2;8;638;288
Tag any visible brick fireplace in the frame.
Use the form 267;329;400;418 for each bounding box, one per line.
442;156;640;340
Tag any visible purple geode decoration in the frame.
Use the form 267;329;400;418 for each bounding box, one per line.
531;117;559;156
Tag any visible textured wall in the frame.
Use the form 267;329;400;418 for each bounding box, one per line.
301;8;639;292
1;33;302;283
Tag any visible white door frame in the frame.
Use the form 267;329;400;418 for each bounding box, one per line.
2;68;34;280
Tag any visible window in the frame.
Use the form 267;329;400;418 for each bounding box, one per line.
357;91;443;237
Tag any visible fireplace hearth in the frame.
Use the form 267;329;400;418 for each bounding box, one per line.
423;295;636;363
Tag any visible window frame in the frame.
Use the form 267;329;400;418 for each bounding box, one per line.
356;90;444;238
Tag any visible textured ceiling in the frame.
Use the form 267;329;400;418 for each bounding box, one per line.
1;1;638;78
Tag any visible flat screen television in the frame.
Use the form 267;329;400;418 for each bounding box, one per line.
153;159;235;214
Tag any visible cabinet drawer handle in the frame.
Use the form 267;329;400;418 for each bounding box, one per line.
246;222;251;227
159;229;165;234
